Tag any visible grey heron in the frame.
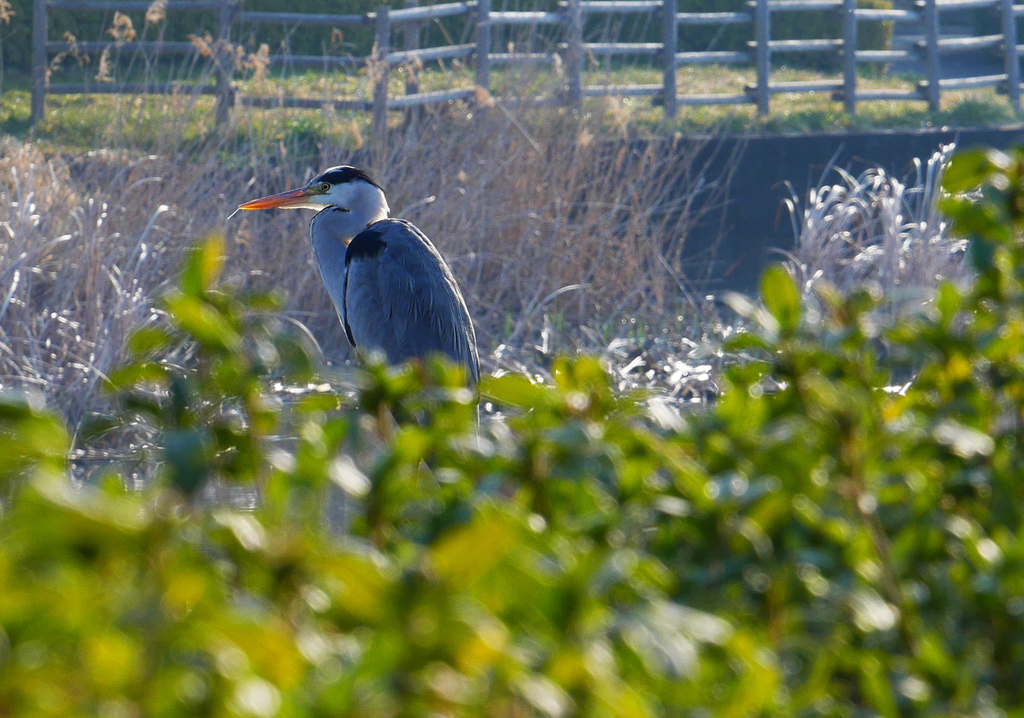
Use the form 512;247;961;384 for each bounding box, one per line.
237;166;480;386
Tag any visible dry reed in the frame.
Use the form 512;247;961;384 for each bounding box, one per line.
785;142;969;317
0;104;724;430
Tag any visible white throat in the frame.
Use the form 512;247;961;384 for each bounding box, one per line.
311;181;390;244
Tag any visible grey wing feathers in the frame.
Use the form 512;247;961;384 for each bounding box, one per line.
342;219;480;385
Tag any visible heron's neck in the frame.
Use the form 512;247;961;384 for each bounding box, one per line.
312;202;389;245
345;185;390;243
359;202;390;231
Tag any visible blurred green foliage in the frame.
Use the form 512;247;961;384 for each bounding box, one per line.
5;146;1024;715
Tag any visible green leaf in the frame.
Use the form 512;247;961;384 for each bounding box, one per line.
164;293;241;352
106;362;169;391
567;356;607;391
760;265;802;332
482;374;550;408
322;554;393;624
274;336;315;380
941;148;1009;194
938;195;1012;245
295;393;341;413
163;428;212;495
0;398;68;477
244;290;284;312
724;333;773;353
935;282;962;325
180;235;226;297
213;511;267;552
429;512;518;586
128;327;173;356
123;395;163;420
77;415;121;443
859;656;898;718
969;232;997;271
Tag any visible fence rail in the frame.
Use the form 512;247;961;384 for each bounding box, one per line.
30;0;1024;137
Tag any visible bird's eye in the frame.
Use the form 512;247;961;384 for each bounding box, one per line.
319;182;331;192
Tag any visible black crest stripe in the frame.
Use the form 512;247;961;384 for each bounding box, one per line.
319;166;383;190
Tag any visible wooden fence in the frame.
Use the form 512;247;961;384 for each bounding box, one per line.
30;0;1024;137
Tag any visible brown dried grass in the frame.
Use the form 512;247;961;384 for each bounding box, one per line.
0;107;725;428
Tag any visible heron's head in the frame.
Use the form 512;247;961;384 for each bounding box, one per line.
237;166;390;222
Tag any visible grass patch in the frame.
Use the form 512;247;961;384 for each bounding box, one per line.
2;61;1021;154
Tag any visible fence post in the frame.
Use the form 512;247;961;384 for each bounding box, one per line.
404;0;419;96
662;0;677;119
476;0;491;92
566;0;583;111
1002;0;1020;113
842;0;857;115
922;0;940;111
373;6;390;153
214;0;235;125
754;0;770;115
31;0;47;127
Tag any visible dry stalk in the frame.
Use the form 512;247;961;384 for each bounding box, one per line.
0;0;14;25
365;43;387;88
786;143;968;318
48;32;90;81
242;44;271;84
188;33;213;59
95;47;113;82
330;28;345;52
108;12;137;45
145;0;167;25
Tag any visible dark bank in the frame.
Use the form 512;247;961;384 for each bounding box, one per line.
682;124;1024;292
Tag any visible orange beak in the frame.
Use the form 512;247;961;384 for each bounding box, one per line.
236;186;319;211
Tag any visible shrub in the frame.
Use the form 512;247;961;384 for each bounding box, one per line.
5;142;1024;713
0;236;758;716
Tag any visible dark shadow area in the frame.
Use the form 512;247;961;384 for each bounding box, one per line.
683;125;1024;292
